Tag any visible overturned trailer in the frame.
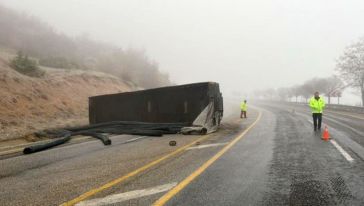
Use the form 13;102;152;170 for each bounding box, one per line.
89;82;223;133
23;82;223;154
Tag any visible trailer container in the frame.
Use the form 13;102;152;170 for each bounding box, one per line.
89;82;223;132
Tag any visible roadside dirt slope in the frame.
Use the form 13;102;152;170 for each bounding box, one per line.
0;56;132;141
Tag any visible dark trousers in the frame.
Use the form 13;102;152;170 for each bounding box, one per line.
312;113;322;130
240;111;247;118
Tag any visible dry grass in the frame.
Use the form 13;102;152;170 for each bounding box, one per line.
0;55;132;141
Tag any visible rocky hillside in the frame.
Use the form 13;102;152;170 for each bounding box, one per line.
0;56;132;141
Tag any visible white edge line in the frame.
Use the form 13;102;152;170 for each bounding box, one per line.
330;139;354;162
75;182;177;206
305;116;354;162
124;136;146;143
186;142;228;150
288;112;354;163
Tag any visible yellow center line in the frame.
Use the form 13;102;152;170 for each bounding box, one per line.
61;133;214;206
153;111;262;206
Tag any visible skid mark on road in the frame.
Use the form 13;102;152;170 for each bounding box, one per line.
330;140;354;163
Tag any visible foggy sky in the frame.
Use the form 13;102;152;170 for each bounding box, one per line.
1;0;364;102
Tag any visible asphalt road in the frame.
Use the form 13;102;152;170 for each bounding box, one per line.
0;102;363;206
167;103;364;206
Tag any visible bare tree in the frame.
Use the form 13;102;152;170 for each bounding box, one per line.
336;37;364;106
255;76;346;105
333;90;343;104
300;78;320;102
320;76;345;104
289;85;301;103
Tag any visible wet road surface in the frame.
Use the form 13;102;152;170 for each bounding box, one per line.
0;102;363;206
167;104;364;206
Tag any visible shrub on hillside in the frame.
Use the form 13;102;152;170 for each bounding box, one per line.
10;51;44;77
39;56;82;69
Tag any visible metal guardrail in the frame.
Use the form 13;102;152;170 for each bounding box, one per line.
325;104;364;114
255;100;364;114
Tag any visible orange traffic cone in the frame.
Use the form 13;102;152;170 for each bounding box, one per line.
322;125;330;141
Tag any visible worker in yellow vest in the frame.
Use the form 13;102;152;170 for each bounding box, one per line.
309;91;326;131
240;100;247;119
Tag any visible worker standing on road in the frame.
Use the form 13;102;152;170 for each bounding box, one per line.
240;100;247;119
309;91;326;131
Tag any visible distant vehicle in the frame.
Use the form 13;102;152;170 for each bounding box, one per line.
89;82;224;132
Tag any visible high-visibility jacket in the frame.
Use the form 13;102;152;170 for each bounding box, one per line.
240;102;247;111
309;96;325;113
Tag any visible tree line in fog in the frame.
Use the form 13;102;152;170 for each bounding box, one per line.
255;36;364;106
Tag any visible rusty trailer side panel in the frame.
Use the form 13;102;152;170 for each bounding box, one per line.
89;82;223;124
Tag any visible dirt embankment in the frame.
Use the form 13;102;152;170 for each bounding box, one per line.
0;56;132;141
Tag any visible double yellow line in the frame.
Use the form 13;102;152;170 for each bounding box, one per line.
153;111;262;205
62;111;262;206
61;133;213;205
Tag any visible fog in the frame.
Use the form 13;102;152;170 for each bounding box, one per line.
1;0;364;104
